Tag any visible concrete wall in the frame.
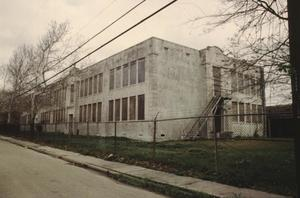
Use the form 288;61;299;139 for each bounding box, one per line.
33;37;265;141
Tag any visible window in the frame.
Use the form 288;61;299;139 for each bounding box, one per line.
83;105;87;122
97;102;102;122
129;96;136;120
93;75;98;94
80;80;84;97
70;84;74;103
138;94;145;120
88;104;91;122
257;105;263;123
251;78;255;96
213;67;221;96
122;98;128;121
130;61;136;84
109;69;114;90
239;102;244;122
115;99;120;121
84;79;88;96
246;103;251;123
256;79;261;97
238;73;243;93
109;100;114;121
232;102;238;122
79;106;82;122
138;58;145;83
231;72;237;92
98;73;103;93
252;104;257;123
123;64;129;87
89;77;93;95
92;103;97;122
115;66;121;88
244;75;250;95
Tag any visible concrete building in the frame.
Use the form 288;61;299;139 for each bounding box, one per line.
20;37;265;141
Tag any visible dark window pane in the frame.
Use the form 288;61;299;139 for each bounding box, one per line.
94;75;98;94
97;102;102;122
70;84;74;103
109;69;114;90
88;104;91;122
98;73;103;93
92;103;96;122
123;64;129;87
79;106;82;122
122;98;128;121
83;105;87;122
130;61;136;84
115;99;120;121
138;58;145;83
129;96;136;120
89;77;93;95
109;100;114;121
116;67;121;88
239;102;244;122
138;94;145;120
84;79;88;96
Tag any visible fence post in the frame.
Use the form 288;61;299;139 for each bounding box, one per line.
214;115;219;173
114;121;117;155
152;112;159;160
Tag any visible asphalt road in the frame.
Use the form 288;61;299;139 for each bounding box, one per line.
0;140;166;198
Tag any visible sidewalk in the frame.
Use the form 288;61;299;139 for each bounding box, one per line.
0;135;289;198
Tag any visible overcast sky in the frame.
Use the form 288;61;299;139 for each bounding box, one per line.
0;0;238;66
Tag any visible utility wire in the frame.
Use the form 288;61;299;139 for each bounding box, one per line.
24;0;146;86
17;0;178;98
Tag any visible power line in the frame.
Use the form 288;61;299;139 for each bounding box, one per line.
17;0;178;98
25;0;146;86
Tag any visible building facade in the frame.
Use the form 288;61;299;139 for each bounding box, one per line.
20;37;265;141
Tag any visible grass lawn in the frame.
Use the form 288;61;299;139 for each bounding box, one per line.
7;132;297;196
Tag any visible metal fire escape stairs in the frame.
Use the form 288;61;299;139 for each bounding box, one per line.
183;95;222;140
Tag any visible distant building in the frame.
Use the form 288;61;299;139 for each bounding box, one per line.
20;37;265;141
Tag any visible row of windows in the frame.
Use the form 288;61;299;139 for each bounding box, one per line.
109;58;145;90
79;102;102;123
232;102;263;123
40;108;65;124
231;72;260;96
52;88;66;106
79;73;103;97
108;94;145;121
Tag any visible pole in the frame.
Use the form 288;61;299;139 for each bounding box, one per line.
287;0;300;196
153;112;159;160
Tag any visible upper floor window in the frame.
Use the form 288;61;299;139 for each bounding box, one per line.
123;64;129;87
116;66;121;88
109;69;114;90
138;58;145;83
70;84;74;103
93;75;98;94
130;61;137;85
88;77;93;95
98;73;103;93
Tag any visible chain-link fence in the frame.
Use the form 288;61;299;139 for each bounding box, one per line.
0;113;297;196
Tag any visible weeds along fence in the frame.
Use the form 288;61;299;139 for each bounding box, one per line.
1;113;296;171
0;113;297;195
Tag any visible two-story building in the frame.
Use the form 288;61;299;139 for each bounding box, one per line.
20;37;265;141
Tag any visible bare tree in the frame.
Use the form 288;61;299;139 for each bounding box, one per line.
3;21;76;132
191;0;290;104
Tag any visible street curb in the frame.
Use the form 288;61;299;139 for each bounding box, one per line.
0;136;212;198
